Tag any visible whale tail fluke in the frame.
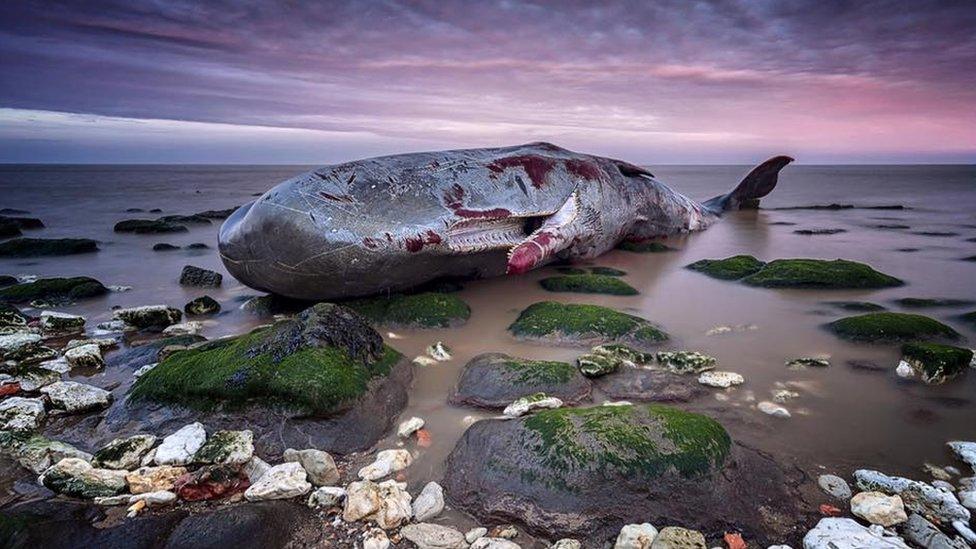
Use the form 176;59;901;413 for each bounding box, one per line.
703;155;794;213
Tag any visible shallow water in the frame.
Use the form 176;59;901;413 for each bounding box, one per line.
2;163;975;540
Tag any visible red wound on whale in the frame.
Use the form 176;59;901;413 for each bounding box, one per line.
405;230;443;252
443;183;511;219
487;155;557;188
564;159;602;181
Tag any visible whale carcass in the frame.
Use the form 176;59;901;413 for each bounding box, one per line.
219;142;792;300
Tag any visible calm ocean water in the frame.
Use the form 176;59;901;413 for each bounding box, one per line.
1;163;975;522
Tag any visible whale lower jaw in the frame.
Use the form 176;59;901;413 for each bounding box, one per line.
446;215;548;253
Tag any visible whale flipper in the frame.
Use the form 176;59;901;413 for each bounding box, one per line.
703;155;794;213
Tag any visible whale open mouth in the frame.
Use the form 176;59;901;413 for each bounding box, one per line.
446;215;547;253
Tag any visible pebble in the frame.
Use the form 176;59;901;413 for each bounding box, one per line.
614;523;658;548
400;523;467;549
465;527;488;543
850;491;908;526
307;485;346;508
358;449;413;480
817;474;852;500
697;371;744;388
363;528;391;549
411;481;445;521
283;448;339;485
470;539;520;549
757;401;791;418
649;526;705;548
551;540;582;549
895;360;914;378
413;356;438;367
154;422;207;465
426;341;452;361
397;416;425;438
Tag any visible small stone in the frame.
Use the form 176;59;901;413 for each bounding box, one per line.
757;401;790;418
469;538;520;549
244;461;311;501
649;527;705;549
179;265;222;287
125;465;187;494
818;474;852;500
342;479;412;530
126;498;147;518
503;393;563;417
94;494;130;506
697;371;744;388
412;481;445;521
772;389;800;403
132;362;157;378
923;463;952;481
129;490;176;506
786;356;830;369
184;296;221;315
489;525;518;539
850;491;909;526
614;523;659;548
948;441;976;473
363;528;391;549
92;319;127;336
896;360;915;378
413;355;438;367
91;434;157;470
427;341;452;361
193;429;253;465
114;305;182;330
551;540;582;549
154;422;206;465
465;527;488;543
243;455;271;483
39;457;128;498
400;523;467;549
358;449;413;480
63;343;104;369
283;448;339;485
307;485;346;508
397;416;425;438
40;381;111;413
162;321;203;336
39;311;85;335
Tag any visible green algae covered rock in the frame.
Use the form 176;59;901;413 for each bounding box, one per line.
901;343;974;384
91;435;156;470
617;241;675;253
451;353;591;408
0;277;108;303
130;303;402;415
0;238;98;258
576;344;655;378
0;431;93;474
39;457;128;498
893;298;975;309
687;256;903;289
590;266;626;276
345;292;470;328
509;302;668;347
827;312;959;342
539;274;638;296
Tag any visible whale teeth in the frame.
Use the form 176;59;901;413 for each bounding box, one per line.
447;217;534;253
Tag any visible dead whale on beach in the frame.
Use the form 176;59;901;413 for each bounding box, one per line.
219;142;792;300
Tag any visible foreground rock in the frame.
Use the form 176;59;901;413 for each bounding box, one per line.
0;237;99;257
40;457;128;498
688;256;903;288
358;449;412;480
346;292;471;328
184;295;221;315
244;461;311;501
0;397;46;431
40;381;112;413
0;431;91;473
850;491;907;526
451;353;591;408
114;304;182;330
283;447;339;485
854;469;970;524
154;422;207;465
509;302;668;348
0;276;108;303
802;517;909;548
827;312;960;342
614;523;658;548
91;434;156;469
900;343;973;384
343;479;412;529
444;403;797;544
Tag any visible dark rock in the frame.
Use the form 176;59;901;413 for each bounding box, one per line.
846;360;888;372
179;265;222;287
0;277;108;303
589;266;626;276
163;501;318;548
0;208;30;215
106;335;206;372
871;224;910;230
539;274;638;295
912;231;960;237
184;296;221;316
158;214;211;225
0;302;31;330
0;275;17;287
616;241;675;253
125;208;145;213
194;207;239;219
893;298;975;309
772;203;907;210
901;342;973;384
152;243;180;251
0;218;22;238
793;228;847;235
0;216;44;230
595;367;706;402
345;292;470;328
0;238;98;257
149;209;162;213
689;256;903;289
768;221;797;226
114;219;187;233
450;353;591;408
186;243;209;249
823;301;886;312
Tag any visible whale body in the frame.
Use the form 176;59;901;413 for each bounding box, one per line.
219;142;792;300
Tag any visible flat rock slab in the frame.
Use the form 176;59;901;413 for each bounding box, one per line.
451;353;591;409
595;368;706;402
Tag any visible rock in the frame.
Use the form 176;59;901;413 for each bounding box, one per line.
824;301;887;312
503;392;564;417
452;353;591;409
162;321;204;336
654;351;716;374
0;302;30;333
0;431;91;473
133;362;157;378
92;319;127;336
184;295;221;315
466;527;488;543
0;276;107;303
427;341;452;361
114;219;187;233
94;494;130;505
801;517;909;548
539;274;639;295
697;371;744;388
772;389;800;403
850;491;908;526
793;228;847;235
924;463;953;481
896;360;915;378
785;356;830;369
283;447;338;485
244;455;271;483
614;523;659;548
489;525;518;539
617;241;675;253
244;461;312;501
39;311;85;335
758;401;791;418
901;343;973;384
346;292;471;328
902;513;970;549
397;416;425;438
125;465;187;493
552;540;582;549
186;242;209;249
65;337;117;351
854;469;970;524
948;441;976;473
342;479;412;529
174;463;250;501
688;256;902;289
40;381;111;413
12;366;59;391
649;527;706;548
64;343;104;369
358;448;413;480
129;490;177;506
91;434;157;469
828;313;959;342
0;237;98;257
0;333;56;364
152;243;180;251
39;457;128;498
193;429;254;465
114;305;182;330
179;265;223;287
400;523;468;549
307;485;346;508
509;302;668;347
155;422;207;465
412;481;445;521
596;367;705;403
413;355;439;367
470;538;521;549
363;528;391;549
817;474;852;500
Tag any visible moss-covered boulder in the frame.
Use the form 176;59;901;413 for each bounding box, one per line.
539;274;638;296
577;344;655;378
0;238;98;257
509;302;667;348
450;353;591;409
617;241;675;253
39;457;128;498
688;256;903;289
114;219;188;233
900;343;974;384
0;277;108;303
444;404;789;543
130;303;400;416
893;298;975;309
114;305;182;330
345;292;470;328
590;267;626;276
827;312;960;342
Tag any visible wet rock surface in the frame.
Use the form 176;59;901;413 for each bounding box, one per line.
451;352;591;409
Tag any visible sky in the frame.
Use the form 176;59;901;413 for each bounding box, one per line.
1;0;974;164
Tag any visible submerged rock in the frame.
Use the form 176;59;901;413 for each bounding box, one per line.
0;431;91;473
894;298;976;309
114;219;187;233
827;312;959;342
179;265;223;288
113;304;182;330
823;300;887;312
0;276;107;303
0;237;98;257
40;457;128;498
152;243;180;251
451;353;591;409
540;274;639;296
509;302;668;348
91;434;157;470
596;368;705;403
757;401;791;418
616;241;675;253
688;256;902;289
900;343;973;384
801;517;909;548
184;295;221;315
345;292;471;328
698;371;744;388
